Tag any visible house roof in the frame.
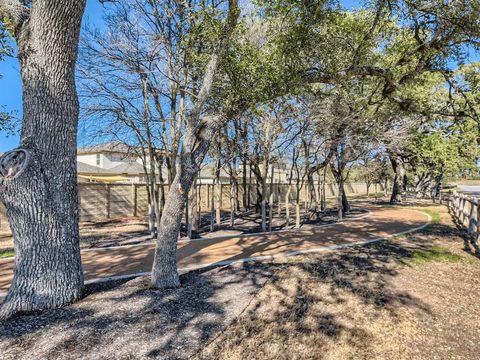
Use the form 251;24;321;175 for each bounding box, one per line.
78;141;170;156
77;161;107;174
198;164;230;179
109;162;146;175
77;161;146;175
78;142;133;155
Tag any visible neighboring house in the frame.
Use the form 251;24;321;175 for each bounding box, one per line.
76;142;303;184
77;142;147;183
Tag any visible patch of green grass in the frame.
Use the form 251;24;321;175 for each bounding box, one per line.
408;208;441;232
0;250;14;258
401;246;463;266
418;209;441;225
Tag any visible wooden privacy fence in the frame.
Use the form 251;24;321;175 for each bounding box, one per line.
449;193;480;253
0;204;7;232
0;181;383;230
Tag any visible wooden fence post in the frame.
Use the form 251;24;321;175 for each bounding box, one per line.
468;199;477;237
458;195;462;221
215;183;222;225
210;184;215;231
132;183;137;217
477;202;480;245
105;184;111;219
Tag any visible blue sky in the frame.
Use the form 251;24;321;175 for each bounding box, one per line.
0;0;105;152
0;0;478;152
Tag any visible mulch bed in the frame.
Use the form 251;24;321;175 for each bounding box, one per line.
0;263;274;360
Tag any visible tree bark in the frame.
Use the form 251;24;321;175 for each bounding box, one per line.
268;164;274;232
260;161;268;232
389;154;405;203
339;180;350;213
321;167;327;211
151;160;193;288
285;185;291;228
0;0;86;319
210;184;214;231
229;174;236;227
295;198;301;228
213;158;221;226
151;0;240;288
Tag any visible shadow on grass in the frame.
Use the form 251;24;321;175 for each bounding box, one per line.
0;211;469;359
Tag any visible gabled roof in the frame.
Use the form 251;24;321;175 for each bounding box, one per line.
109;162;146;175
77;161;108;174
77;161;146;175
78;141;170;156
78;142;134;155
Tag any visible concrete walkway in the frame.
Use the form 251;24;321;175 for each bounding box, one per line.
0;205;429;296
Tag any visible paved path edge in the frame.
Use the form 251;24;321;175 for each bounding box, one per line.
83;209;432;285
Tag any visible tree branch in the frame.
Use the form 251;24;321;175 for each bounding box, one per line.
308;123;348;174
303;65;397;99
0;0;29;36
189;0;239;121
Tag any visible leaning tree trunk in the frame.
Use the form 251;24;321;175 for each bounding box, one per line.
0;0;86;319
389;154;405;203
151;0;239;289
336;178;350;219
151;161;194;288
242;149;248;211
295;185;302;228
261;176;267;232
340;181;350;213
285;184;291;228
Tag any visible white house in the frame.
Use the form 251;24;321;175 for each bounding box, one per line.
76;142;296;184
77;142;147;183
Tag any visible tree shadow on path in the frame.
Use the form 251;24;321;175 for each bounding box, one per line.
0;213;467;360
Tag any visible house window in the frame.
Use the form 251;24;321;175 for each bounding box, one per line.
96;154;101;166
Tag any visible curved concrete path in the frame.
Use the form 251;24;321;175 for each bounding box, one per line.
0;205;429;296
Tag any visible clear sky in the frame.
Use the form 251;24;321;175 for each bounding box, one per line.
0;0;478;152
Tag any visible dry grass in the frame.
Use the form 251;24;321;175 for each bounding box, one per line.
1;202;478;360
199;204;480;360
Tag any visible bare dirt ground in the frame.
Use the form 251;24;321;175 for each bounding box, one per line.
1;202;478;360
200;203;480;360
0;263;273;360
0;203;366;252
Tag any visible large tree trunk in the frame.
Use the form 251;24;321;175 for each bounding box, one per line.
335;178;350;220
295;185;302;228
214;160;222;226
321;167;327;211
151;162;194;288
339;180;350;213
0;0;86;319
242;141;248;211
150;0;239;289
285;185;291;228
389;154;405;203
261;176;267;232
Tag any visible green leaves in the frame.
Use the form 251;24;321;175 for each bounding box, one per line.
407;118;479;178
0;24;13;58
